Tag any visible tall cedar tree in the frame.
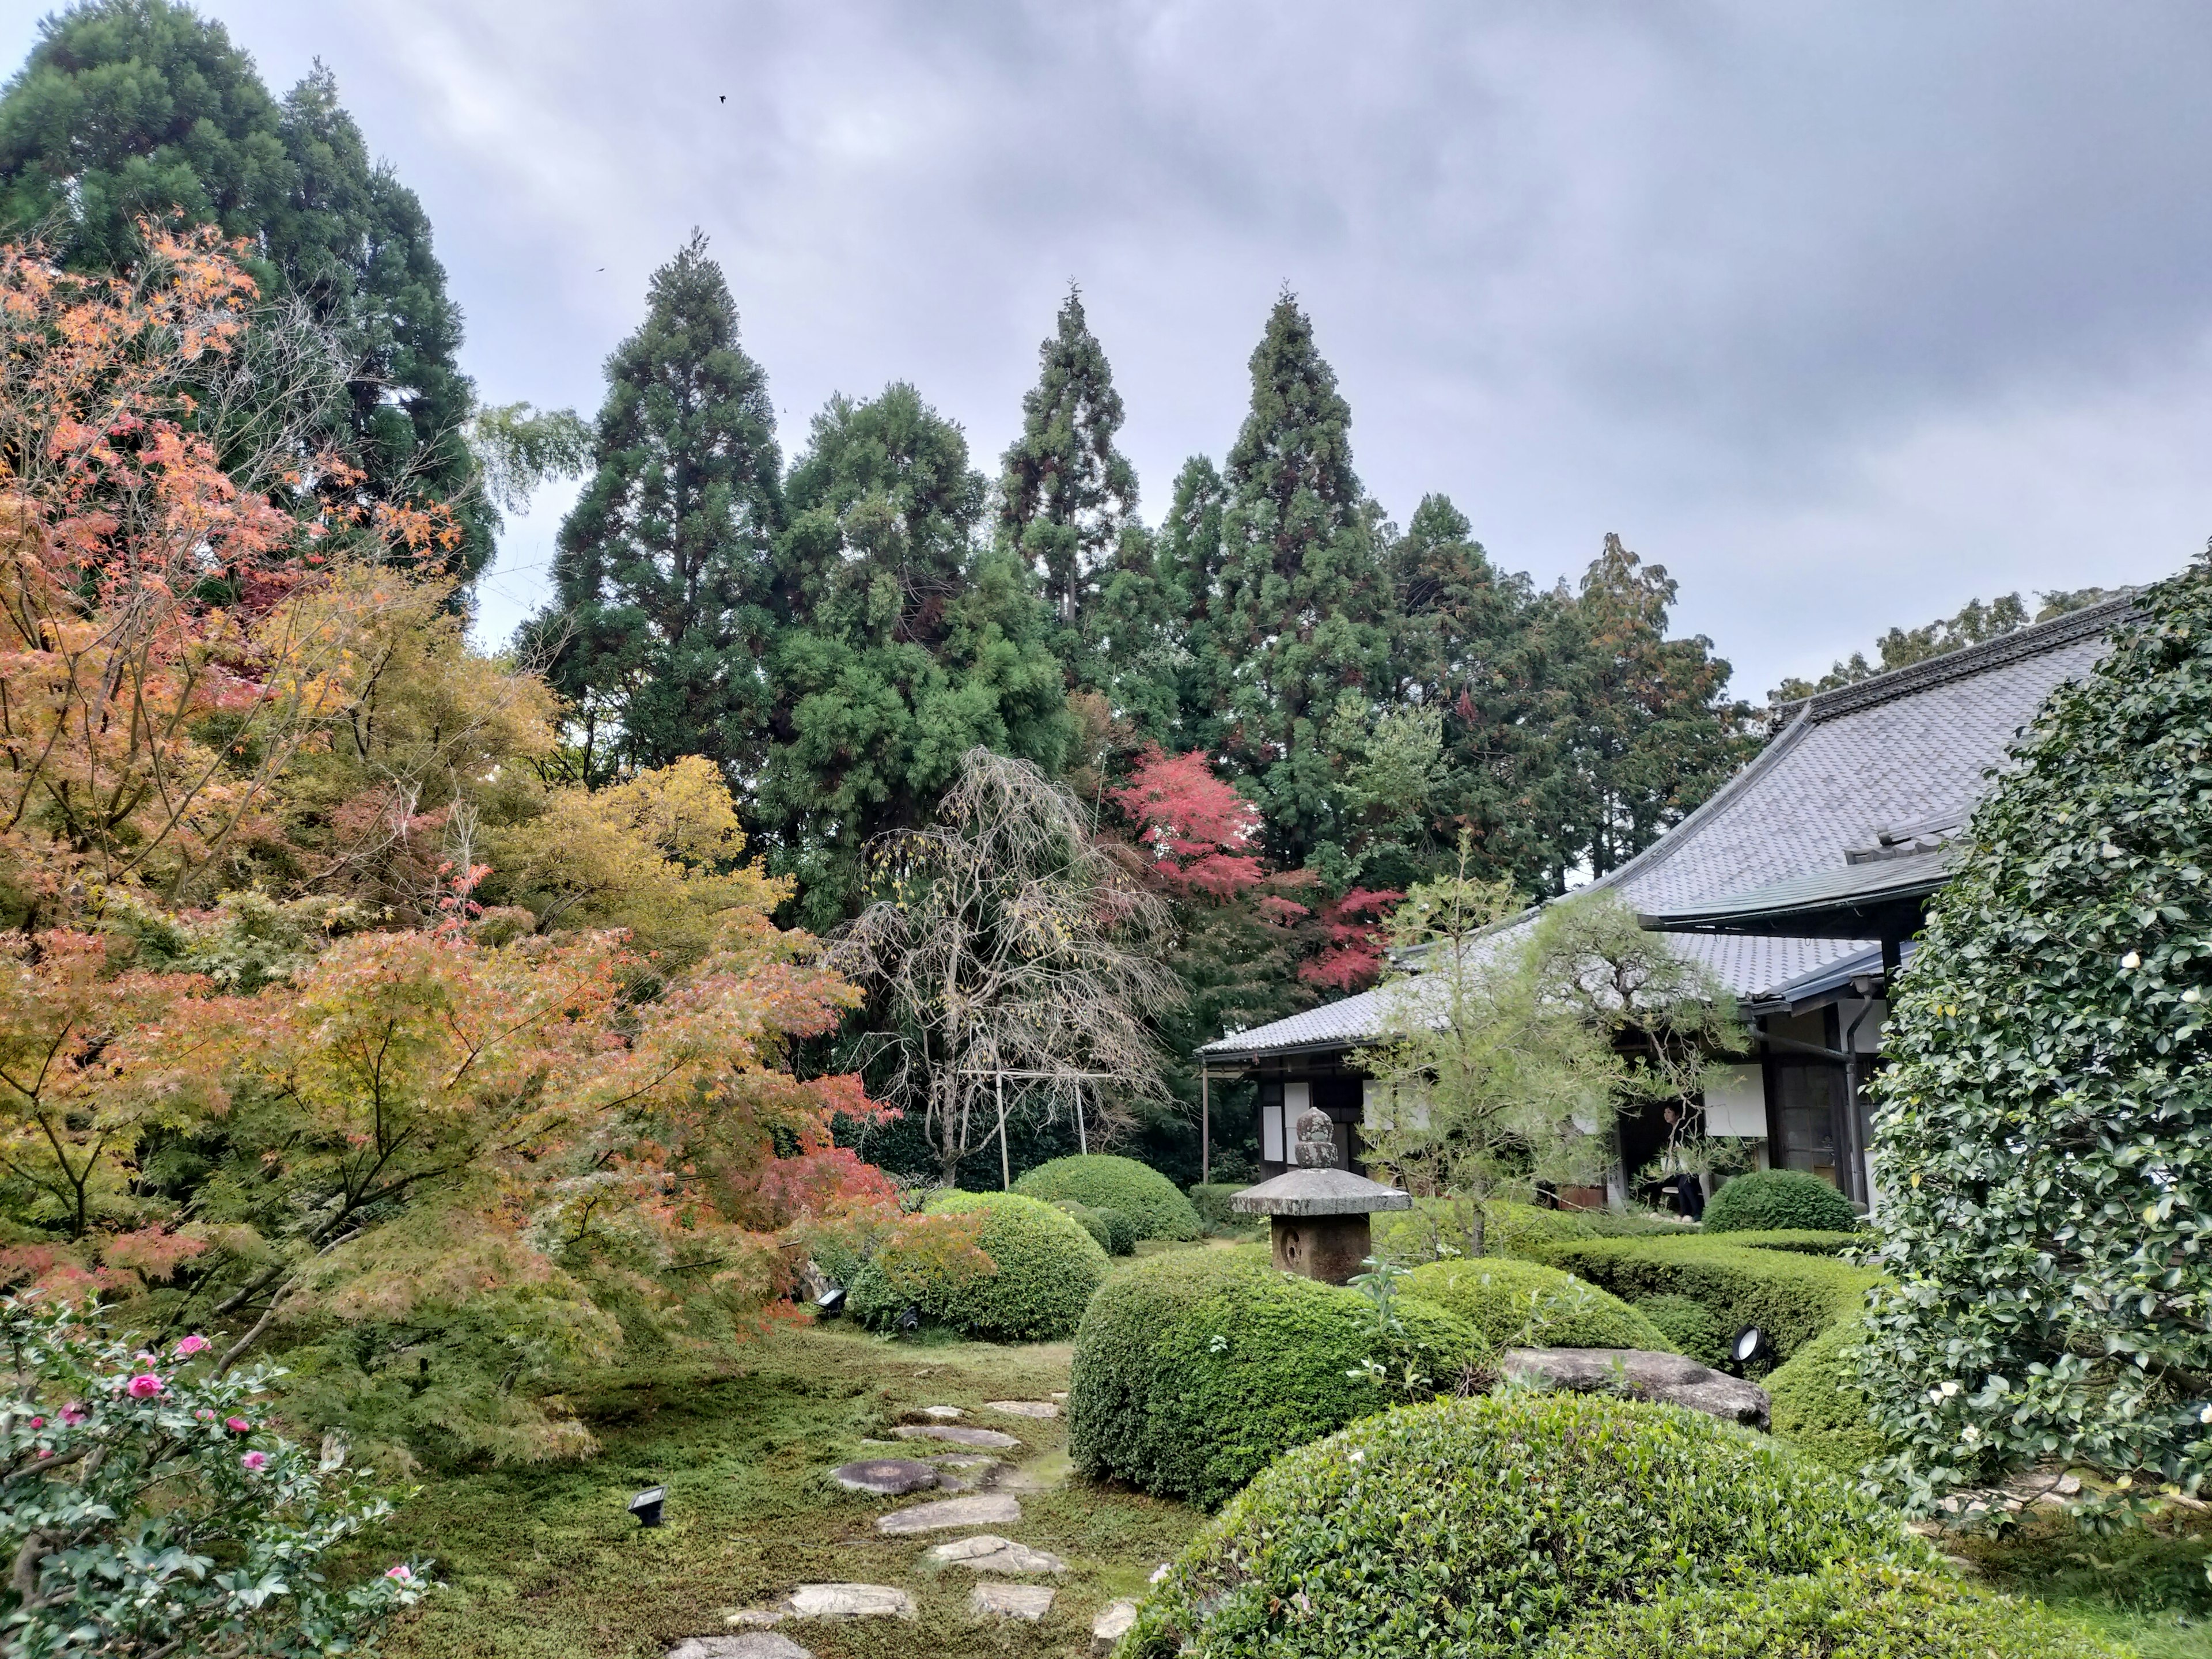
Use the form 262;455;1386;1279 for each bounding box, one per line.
997;286;1138;654
0;0;489;577
528;232;783;787
763;384;1070;928
1086;454;1230;749
1565;533;1752;878
1215;296;1391;870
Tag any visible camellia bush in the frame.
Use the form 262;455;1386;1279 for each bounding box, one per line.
1857;558;2212;1507
0;1298;427;1658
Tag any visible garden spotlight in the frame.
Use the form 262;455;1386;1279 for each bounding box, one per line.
1730;1327;1768;1369
629;1486;665;1528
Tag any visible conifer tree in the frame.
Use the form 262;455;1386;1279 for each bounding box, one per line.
1214;295;1391;870
997;286;1138;649
764;384;1069;927
527;232;782;787
0;1;489;575
1083;454;1230;748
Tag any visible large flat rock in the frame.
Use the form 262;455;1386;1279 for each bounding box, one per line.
1092;1599;1139;1653
829;1458;939;1496
669;1637;812;1659
728;1584;916;1624
1499;1347;1771;1430
970;1581;1055;1620
983;1399;1058;1419
924;1533;1068;1574
891;1423;1022;1449
876;1491;1022;1534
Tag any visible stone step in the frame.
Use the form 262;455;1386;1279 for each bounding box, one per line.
669;1637;812;1659
829;1457;940;1496
971;1582;1055;1620
983;1399;1058;1419
918;1404;965;1420
923;1534;1068;1574
1092;1599;1139;1654
891;1423;1021;1449
727;1584;915;1625
876;1492;1021;1535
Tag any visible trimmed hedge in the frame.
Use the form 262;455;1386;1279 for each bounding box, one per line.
1123;1391;1927;1659
1541;1237;1877;1376
1053;1199;1136;1256
1703;1168;1858;1234
1702;1228;1861;1257
1401;1259;1673;1353
1635;1293;1725;1369
1014;1154;1204;1240
1538;1563;2124;1659
1069;1251;1483;1509
1186;1183;1256;1231
847;1190;1107;1342
1374;1198;1603;1265
1766;1318;1895;1479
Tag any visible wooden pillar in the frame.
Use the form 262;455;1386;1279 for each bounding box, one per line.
1200;1069;1210;1184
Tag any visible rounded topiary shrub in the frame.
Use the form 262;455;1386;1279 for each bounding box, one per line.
1123;1391;1927;1659
1766;1318;1894;1479
847;1190;1106;1342
1014;1154;1203;1240
1634;1292;1725;1368
1069;1251;1483;1509
1400;1259;1673;1352
1703;1169;1858;1234
1050;1199;1135;1256
1537;1563;2124;1659
1185;1183;1255;1232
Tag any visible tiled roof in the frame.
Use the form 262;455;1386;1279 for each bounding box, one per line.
1200;596;2135;1057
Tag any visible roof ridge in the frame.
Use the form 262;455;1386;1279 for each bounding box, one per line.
1772;593;2138;724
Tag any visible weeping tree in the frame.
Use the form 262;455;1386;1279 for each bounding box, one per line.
830;748;1182;1186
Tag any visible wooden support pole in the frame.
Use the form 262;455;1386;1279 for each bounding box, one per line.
996;1070;1010;1192
1200;1069;1210;1185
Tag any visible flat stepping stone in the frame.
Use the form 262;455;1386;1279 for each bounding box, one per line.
890;1423;1020;1449
669;1637;813;1659
924;1533;1068;1574
919;1404;964;1420
983;1399;1058;1419
830;1458;939;1497
1092;1599;1139;1653
875;1492;1021;1535
971;1581;1055;1620
728;1584;916;1624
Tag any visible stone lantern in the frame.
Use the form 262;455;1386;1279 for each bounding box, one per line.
1230;1104;1411;1285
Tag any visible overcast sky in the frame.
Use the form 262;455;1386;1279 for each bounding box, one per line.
9;1;2211;700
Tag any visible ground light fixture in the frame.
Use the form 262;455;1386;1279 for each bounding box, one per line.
630;1486;666;1528
1731;1326;1769;1369
815;1285;846;1317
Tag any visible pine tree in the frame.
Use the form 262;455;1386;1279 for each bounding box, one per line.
1214;294;1391;870
526;232;783;787
996;286;1138;649
1083;454;1229;749
0;1;489;575
763;383;1070;927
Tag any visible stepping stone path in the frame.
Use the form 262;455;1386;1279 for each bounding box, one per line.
727;1584;915;1624
829;1458;938;1496
919;1404;964;1420
876;1492;1021;1535
970;1582;1055;1620
890;1423;1021;1449
668;1637;813;1659
1092;1599;1139;1654
923;1534;1067;1574
983;1399;1058;1419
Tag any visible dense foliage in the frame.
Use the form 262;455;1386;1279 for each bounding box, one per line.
1765;1319;1893;1479
1702;1169;1860;1234
1051;1199;1136;1256
847;1191;1107;1342
1185;1183;1255;1231
1400;1259;1673;1352
1119;1391;1926;1659
1634;1293;1726;1367
1537;1563;2124;1659
1013;1154;1205;1241
1858;554;2212;1506
1069;1250;1482;1508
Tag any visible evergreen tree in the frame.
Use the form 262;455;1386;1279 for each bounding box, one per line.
1214;294;1392;873
997;286;1138;649
525;232;782;789
0;1;488;575
1085;454;1228;749
763;383;1070;927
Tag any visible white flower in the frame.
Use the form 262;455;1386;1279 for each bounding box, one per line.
1961;1425;1981;1444
2185;988;2203;1005
1940;1379;1962;1398
2122;952;2142;969
2199;1404;2212;1425
1348;1449;1365;1464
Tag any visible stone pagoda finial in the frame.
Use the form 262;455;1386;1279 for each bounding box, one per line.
1293;1104;1336;1168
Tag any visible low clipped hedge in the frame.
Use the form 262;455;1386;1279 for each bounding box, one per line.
1014;1154;1204;1240
1069;1251;1483;1509
1634;1293;1725;1368
1122;1391;1927;1659
1537;1562;2124;1659
1702;1228;1862;1256
847;1190;1107;1342
1704;1168;1858;1234
1542;1237;1877;1376
1374;1198;1601;1265
1401;1259;1673;1353
1766;1318;1895;1479
1053;1199;1136;1256
1185;1183;1256;1231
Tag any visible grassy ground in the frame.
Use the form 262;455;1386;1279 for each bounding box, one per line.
358;1321;1204;1659
1950;1507;2212;1659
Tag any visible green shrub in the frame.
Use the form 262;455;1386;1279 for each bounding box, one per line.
1093;1206;1138;1256
1185;1183;1256;1230
1401;1259;1673;1352
847;1190;1107;1342
1635;1293;1726;1368
1536;1563;2124;1659
1540;1237;1877;1376
1571;1206;1696;1240
1373;1198;1602;1265
1702;1228;1861;1256
1766;1318;1895;1479
1052;1199;1117;1254
1014;1154;1204;1240
1069;1251;1483;1509
1122;1390;1927;1659
1703;1169;1858;1234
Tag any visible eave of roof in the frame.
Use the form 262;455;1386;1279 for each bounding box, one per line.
1638;844;1955;938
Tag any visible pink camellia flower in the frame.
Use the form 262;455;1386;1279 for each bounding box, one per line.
36;1448;51;1460
195;1409;213;1422
174;1334;210;1359
28;1418;42;1430
385;1565;415;1584
240;1450;269;1472
225;1416;251;1434
125;1374;164;1400
60;1404;85;1427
